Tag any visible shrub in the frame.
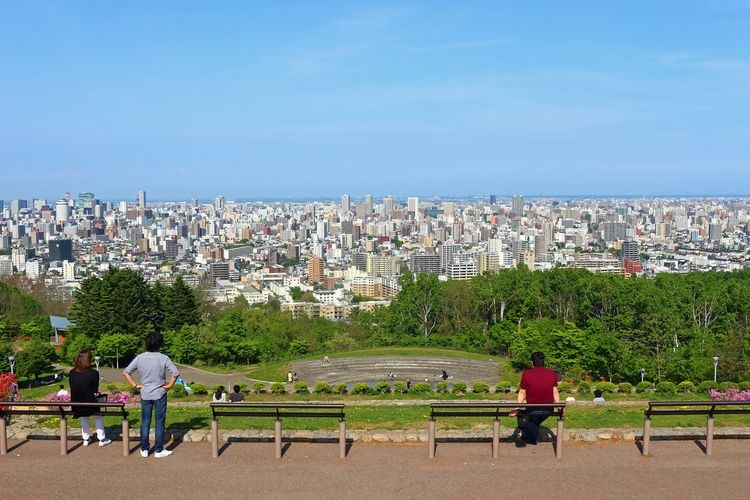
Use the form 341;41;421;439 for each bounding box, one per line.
394;381;408;394
451;381;467;395
577;381;592;394
557;381;574;394
676;381;695;393
237;382;249;393
739;381;750;391
719;382;739;391
210;384;222;394
472;381;490;394
410;382;432;394
655;381;677;394
435;381;449;393
697;380;719;393
596;381;617;394
314;382;332;394
334;383;348;394
253;382;267;394
270;382;286;394
191;383;208;395
171;384;187;398
617;382;632;394
636;381;652;393
293;382;309;394
374;381;392;394
107;383;118;392
352;383;370;395
495;380;512;393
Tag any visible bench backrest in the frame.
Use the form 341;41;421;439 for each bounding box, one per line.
0;401;128;418
430;402;565;419
210;402;345;420
645;400;750;417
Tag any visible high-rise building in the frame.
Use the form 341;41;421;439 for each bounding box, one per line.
49;239;73;262
364;195;373;216
78;192;95;208
409;254;441;275
10;199;28;216
55;199;69;222
602;222;627;242
621;240;639;264
341;194;351;213
534;235;547;262
489;194;497;205
382;195;393;216
512;195;524;214
407;196;420;214
209;262;230;285
307;255;325;283
439;243;461;269
214;195;225;211
137;191;146;208
709;220;722;241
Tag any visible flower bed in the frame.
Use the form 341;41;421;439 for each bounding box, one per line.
709;388;750;402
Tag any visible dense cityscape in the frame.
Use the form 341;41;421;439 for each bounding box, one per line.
2;192;749;320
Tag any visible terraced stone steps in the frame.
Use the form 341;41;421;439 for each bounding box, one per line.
291;356;501;384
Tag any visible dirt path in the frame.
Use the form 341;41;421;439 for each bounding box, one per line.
2;439;749;499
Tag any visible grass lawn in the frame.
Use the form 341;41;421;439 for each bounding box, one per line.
32;404;750;432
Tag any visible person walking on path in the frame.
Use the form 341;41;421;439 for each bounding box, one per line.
124;332;179;458
69;349;111;447
514;351;559;446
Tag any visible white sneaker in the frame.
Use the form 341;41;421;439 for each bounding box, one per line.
154;449;173;458
99;439;112;447
82;439;91;447
140;449;149;458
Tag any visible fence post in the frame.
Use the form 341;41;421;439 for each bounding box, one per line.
60;417;67;456
492;419;500;459
642;417;651;456
0;415;7;455
211;418;219;458
275;419;282;459
428;419;436;459
556;417;564;459
706;417;714;456
339;420;346;459
122;418;130;457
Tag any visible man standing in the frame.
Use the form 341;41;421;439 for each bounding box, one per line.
124;332;179;458
516;351;559;445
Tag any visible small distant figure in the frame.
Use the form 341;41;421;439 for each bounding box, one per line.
229;384;245;402
406;379;412;390
213;386;227;403
593;390;605;403
389;372;395;381
441;370;449;381
323;355;330;364
424;377;429;383
287;372;293;383
292;372;299;383
56;384;69;398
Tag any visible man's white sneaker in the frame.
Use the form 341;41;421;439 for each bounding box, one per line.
154;449;173;458
140;449;149;458
99;439;112;447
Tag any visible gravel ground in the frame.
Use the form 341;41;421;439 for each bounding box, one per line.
2;438;748;499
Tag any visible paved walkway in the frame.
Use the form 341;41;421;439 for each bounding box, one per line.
2;439;749;499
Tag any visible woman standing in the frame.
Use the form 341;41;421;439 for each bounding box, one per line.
69;349;111;447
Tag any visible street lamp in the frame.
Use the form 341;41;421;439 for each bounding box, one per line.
8;355;15;375
116;344;120;370
713;356;719;383
94;355;101;372
640;368;645;383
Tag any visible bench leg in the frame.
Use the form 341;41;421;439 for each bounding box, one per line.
339;421;346;459
706;417;714;456
60;417;67;456
275;420;282;459
492;419;499;459
642;418;651;456
122;419;130;457
0;416;7;456
211;419;219;458
556;418;563;459
428;420;436;459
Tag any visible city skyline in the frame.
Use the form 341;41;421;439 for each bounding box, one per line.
2;2;749;200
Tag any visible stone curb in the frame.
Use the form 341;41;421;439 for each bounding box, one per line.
9;427;750;444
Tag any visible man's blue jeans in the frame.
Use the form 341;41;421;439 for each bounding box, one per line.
140;393;168;452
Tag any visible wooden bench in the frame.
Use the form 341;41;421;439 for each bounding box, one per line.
642;400;750;456
0;401;130;456
429;402;565;459
209;402;346;459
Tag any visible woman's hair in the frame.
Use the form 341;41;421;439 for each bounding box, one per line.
73;349;93;372
215;386;225;399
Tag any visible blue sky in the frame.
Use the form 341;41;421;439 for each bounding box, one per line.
1;1;749;202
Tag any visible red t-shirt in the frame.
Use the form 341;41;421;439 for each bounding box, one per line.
519;367;558;403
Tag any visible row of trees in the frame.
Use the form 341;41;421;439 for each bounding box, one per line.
4;265;750;383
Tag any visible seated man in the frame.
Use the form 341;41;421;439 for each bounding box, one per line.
515;351;560;445
229;384;245;402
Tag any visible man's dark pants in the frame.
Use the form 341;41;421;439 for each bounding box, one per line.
517;409;552;444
